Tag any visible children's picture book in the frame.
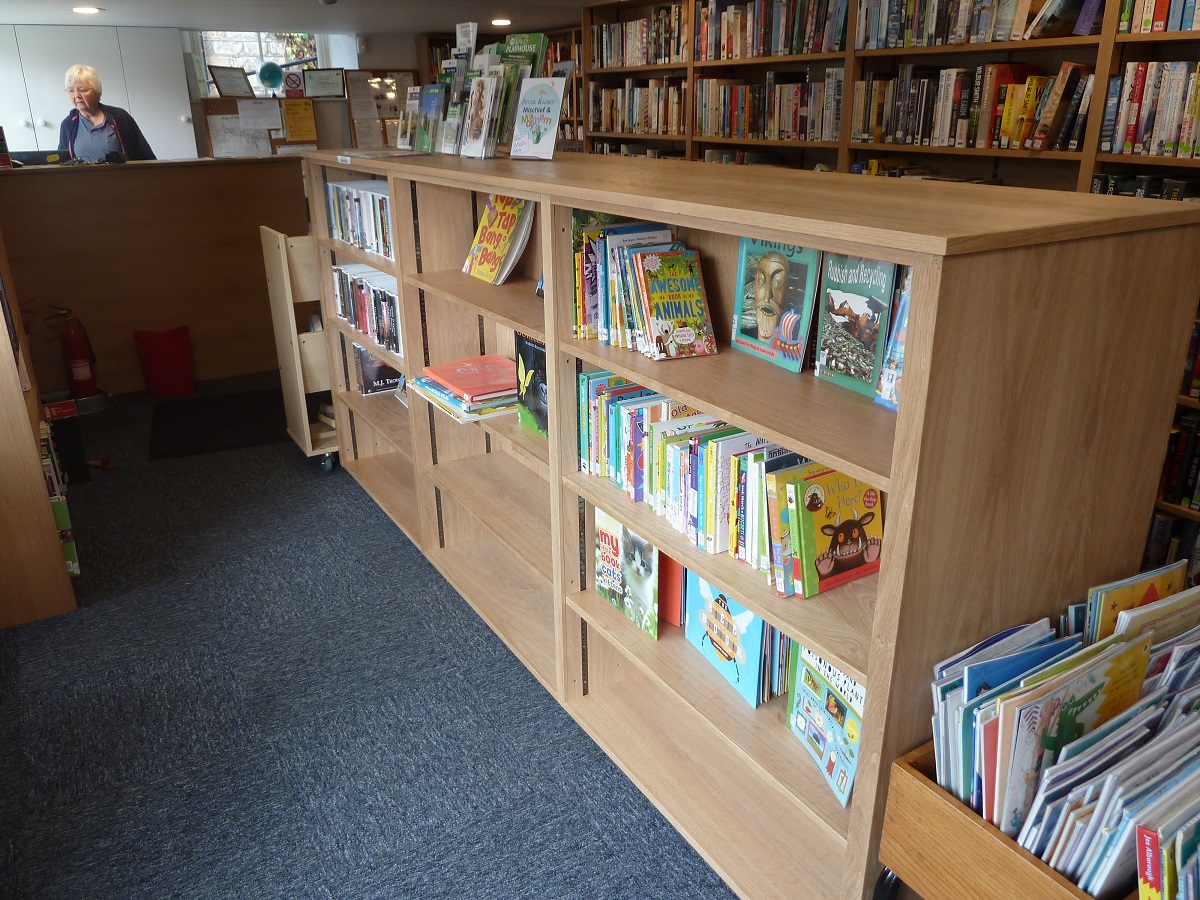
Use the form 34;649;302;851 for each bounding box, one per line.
875;265;911;411
730;238;821;373
1086;558;1187;644
787;643;866;807
815;253;897;397
509;77;566;159
459;75;500;159
515;332;548;436
594;507;659;638
461;194;535;285
422;353;517;403
684;570;766;708
787;461;884;598
638;249;719;360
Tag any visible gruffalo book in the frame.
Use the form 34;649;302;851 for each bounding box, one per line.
785;461;884;598
731;238;821;373
815;253;896;396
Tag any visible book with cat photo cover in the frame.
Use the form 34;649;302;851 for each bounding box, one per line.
594;507;659;639
684;570;767;708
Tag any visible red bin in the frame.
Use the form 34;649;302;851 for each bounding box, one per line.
133;325;194;398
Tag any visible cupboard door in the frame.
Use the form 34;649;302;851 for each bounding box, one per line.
116;27;197;159
0;26;36;151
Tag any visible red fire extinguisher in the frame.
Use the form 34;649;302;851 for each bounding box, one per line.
47;307;99;399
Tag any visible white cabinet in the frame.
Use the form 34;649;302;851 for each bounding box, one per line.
0;24;197;159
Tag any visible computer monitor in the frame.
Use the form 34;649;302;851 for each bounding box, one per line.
10;149;66;167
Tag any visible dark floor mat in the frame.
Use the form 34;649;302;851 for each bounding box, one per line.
149;388;287;460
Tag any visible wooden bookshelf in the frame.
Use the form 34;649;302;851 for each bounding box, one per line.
300;149;1200;899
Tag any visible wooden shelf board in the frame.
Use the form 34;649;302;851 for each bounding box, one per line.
406;270;545;339
337;388;413;458
584;130;687;142
1178;393;1200;409
567;586;853;839
428;452;553;582
694;51;845;67
331;318;408;375
852;141;1083;160
880;743;1134;900
480;414;550;477
341;452;420;546
1094;152;1200;168
692;136;841;149
319;235;396;272
427;536;557;692
1116;29;1200;41
564;671;846;899
858;35;1101;56
569;471;874;682
564;337;896;491
308;421;339;454
585;63;689;75
1156;498;1200;523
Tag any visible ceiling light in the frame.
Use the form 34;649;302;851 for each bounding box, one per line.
72;6;103;12
491;18;511;26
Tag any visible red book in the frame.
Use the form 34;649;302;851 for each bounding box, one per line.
976;63;1037;149
422;354;517;403
1122;62;1149;155
658;553;685;627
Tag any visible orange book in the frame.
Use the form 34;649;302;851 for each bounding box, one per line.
422;354;517;403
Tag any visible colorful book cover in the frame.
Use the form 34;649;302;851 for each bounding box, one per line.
874;265;911;411
787;642;866;807
594;507;659;638
815;253;896;397
462;194;532;285
788;461;884;598
422;354;516;402
515;333;548;436
510;77;566;159
1087;558;1187;644
640;249;719;360
396;85;422;150
684;570;766;708
730;238;821;373
459;74;499;159
415;83;446;153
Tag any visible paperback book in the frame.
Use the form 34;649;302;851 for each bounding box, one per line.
787;643;866;807
684;570;766;708
515;332;548;436
462;194;535;285
730;238;821;373
352;342;404;395
594;507;659;638
874;265;911;411
509;76;566;159
459;75;500;159
638;249;719;360
815;254;897;397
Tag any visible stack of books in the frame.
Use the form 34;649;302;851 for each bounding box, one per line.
409;354;519;423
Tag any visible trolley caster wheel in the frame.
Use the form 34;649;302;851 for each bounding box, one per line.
318;452;336;473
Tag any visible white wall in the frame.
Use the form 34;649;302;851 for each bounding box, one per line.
356;32;418;71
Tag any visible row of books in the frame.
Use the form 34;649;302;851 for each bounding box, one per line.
593;502;866;804
1120;0;1200;32
589;3;689;69
932;559;1200;898
1160;409;1200;511
350;342;404;397
326;180;392;259
1090;172;1200;199
578;373;886;598
330;263;402;355
408;353;519;424
38;420;79;577
1099;60;1200;159
856;60;1094;152
1143;510;1200;586
694;0;850;60
858;0;1101;49
587;78;688;136
694;68;845;142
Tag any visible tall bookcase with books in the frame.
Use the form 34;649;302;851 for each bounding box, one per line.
301;148;1200;899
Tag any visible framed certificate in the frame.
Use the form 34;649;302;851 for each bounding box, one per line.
302;68;346;98
208;65;256;98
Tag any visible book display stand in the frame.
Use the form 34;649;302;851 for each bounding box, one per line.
300;148;1200;899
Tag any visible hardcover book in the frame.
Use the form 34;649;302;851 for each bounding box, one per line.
422;354;517;403
684;570;766;708
594;507;659;638
462;194;535;285
638;249;719;360
787;643;866;807
815;253;897;397
515;332;548;436
874;265;911;411
509;77;566;159
352;342;404;395
730;238;821;373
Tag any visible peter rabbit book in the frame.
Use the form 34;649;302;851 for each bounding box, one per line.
815;253;897;397
731;238;821;373
639;249;719;360
787;642;866;806
684;570;766;708
594;507;659;639
509;77;566;159
462;194;534;285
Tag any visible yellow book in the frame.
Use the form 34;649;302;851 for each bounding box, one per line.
1010;75;1051;151
1087;558;1187;643
998;82;1026;149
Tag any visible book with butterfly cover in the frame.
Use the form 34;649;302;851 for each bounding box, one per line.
462;194;535;285
594;507;659;638
515;332;548;436
684;570;766;708
730;238;821;373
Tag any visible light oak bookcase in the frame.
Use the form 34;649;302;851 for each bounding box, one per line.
301;148;1200;899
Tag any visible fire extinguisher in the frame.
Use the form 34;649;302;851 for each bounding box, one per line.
46;307;99;399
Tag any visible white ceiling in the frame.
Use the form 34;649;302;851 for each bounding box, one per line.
0;0;583;36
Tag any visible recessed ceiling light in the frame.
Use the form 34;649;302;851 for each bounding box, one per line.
72;6;103;12
491;18;511;26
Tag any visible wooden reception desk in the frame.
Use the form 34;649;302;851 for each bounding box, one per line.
0;157;310;396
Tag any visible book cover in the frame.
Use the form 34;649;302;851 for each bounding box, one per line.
415;83;446;153
439;100;465;154
509;77;566;159
1086;558;1187;643
594;507;659;638
815;253;896;397
422;354;517;403
639;249;719;360
787;643;866;806
396;85;422;150
874;265;911;411
461;194;534;285
515;333;548;436
788;461;884;598
730;238;821;373
459;75;500;159
684;570;766;708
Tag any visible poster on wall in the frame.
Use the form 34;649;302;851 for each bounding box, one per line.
302;68;346;98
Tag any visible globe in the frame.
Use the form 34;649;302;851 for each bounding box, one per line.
258;62;284;93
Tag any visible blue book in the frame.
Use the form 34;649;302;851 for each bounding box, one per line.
1169;0;1187;30
1099;74;1124;153
1182;0;1197;31
684;570;766;708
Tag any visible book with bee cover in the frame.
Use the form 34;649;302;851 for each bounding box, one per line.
786;642;866;807
594;507;659;639
684;570;766;708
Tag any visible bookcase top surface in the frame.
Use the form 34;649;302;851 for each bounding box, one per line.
304;151;1200;257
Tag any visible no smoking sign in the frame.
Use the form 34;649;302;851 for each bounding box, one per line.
284;71;304;98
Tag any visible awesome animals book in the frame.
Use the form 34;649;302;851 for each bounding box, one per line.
595;507;660;639
638;249;718;360
731;238;821;373
815;253;897;397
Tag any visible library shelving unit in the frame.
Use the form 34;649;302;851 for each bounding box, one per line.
576;0;1200;192
299;147;1200;899
544;25;586;143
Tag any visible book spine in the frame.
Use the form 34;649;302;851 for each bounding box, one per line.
1065;73;1095;151
1135;62;1163;154
1099;71;1126;152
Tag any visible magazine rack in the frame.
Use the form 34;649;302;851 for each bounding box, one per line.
300;148;1200;899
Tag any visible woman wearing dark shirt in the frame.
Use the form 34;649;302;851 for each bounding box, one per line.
58;64;155;162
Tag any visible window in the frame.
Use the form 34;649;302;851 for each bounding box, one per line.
197;31;317;97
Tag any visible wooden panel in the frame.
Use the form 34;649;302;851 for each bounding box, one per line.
338;388;412;459
261;226;312;454
406;270;545;340
297;333;330;393
2;158;308;395
341;452;420;546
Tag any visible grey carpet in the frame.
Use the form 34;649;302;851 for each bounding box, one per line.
0;375;735;900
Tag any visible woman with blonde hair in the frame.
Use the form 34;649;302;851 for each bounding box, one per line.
57;64;155;161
